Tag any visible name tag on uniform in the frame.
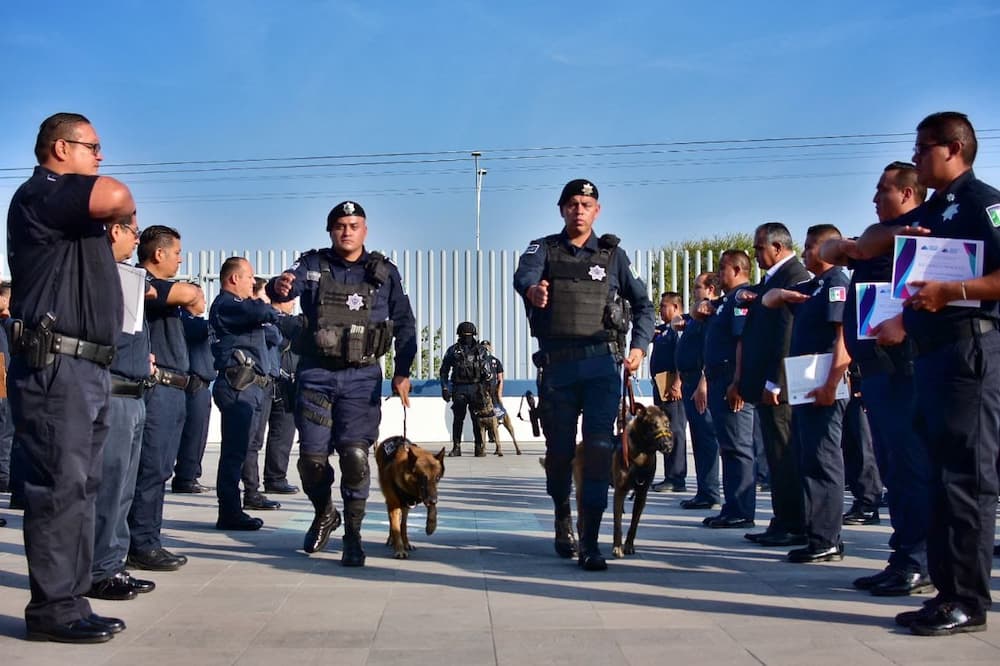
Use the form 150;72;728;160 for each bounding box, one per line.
306;271;321;282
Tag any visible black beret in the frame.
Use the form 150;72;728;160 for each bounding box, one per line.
326;201;366;229
557;179;598;206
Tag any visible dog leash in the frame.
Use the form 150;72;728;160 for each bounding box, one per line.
619;367;638;470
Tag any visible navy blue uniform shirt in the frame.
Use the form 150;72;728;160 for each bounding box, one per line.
263;322;283;378
144;273;190;373
787;267;850;356
181;310;216;382
512;230;654;353
675;314;708;373
902;170;1000;337
7;166;123;344
703;283;751;369
649;322;679;375
270;247;417;377
111;263;152;381
209;291;277;373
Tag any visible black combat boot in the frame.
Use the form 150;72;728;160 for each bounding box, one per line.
578;508;608;571
553;499;578;559
448;443;462;457
341;499;367;567
298;456;341;554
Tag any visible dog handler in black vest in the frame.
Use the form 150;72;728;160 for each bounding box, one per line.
514;179;654;571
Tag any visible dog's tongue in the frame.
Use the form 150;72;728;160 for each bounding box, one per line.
425;505;438;535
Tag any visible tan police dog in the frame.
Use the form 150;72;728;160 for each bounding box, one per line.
573;403;672;558
374;436;446;559
473;385;522;456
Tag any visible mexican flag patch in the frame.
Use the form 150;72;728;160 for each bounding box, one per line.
987;203;1000;228
828;286;847;302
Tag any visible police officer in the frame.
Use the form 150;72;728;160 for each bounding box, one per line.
210;257;278;531
674;272;721;510
761;224;851;563
513;179;654;571
270;201;416;566
128;226;204;572
87;214;156;602
857;112;1000;636
440;322;492;457
262;297;302;494
649;291;688;492
171;308;217;494
7;112;133;642
699;250;757;530
822;161;931;597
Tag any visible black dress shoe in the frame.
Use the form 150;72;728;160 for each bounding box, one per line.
26;618;114;643
755;531;807;547
870;570;935;597
85;574;137;601
703;516;754;529
86;614;126;634
680;498;720;510
171;480;208;494
263;480;299;494
127;547;187;571
216;513;264;530
244;492;281;510
842;507;880;525
122;571;155;593
787;543;844;563
909;603;986;636
895;602;940;627
853;567;897;590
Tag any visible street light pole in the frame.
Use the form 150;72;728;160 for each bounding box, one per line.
471;151;484;252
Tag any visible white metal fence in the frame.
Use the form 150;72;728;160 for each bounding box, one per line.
175;247;737;381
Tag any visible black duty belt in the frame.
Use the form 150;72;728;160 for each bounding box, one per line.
307;355;378;371
911;318;998;357
153;368;190;390
533;342;618;367
186;375;210;394
50;333;115;367
110;375;146;398
703;362;733;381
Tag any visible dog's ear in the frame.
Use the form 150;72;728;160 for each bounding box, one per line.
407;447;418;467
436;447;446;463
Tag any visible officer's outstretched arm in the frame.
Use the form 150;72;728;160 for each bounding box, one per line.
90;176;135;221
162;282;206;316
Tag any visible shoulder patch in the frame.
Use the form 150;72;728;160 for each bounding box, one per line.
987;203;1000;228
828;286;847;302
735;307;748;317
524;243;540;255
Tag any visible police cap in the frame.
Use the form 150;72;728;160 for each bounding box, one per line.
457;321;477;337
557;179;598;206
326;201;366;231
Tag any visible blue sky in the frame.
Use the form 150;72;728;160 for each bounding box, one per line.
2;1;999;261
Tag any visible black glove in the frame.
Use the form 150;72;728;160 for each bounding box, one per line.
441;387;451;402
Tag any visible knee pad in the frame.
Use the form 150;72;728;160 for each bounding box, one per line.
339;445;370;491
297;454;333;487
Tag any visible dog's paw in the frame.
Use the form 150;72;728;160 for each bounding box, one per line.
612;546;625;559
393;550;410;559
495;450;503;456
404;542;416;551
385;536;393;546
623;543;636;555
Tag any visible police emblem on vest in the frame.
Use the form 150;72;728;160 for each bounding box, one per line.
308;252;394;365
529;233;630;342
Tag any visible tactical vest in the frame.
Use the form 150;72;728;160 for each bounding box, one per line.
529;234;623;340
450;342;493;384
307;252;394;365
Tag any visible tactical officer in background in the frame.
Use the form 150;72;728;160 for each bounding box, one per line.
210;257;278;531
439;322;493;457
7;112;134;643
514;179;654;571
270;201;416;566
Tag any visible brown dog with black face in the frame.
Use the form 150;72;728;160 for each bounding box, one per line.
574;403;672;558
472;385;522;456
374;436;446;559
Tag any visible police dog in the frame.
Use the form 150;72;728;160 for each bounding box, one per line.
374;436;446;559
472;385;522;456
573;403;672;558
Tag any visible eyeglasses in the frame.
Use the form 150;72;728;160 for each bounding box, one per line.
913;141;950;156
116;223;141;238
62;139;102;155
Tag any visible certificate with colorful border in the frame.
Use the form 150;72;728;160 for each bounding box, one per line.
891;236;983;307
856;282;901;340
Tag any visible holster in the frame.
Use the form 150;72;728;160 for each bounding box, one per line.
15;316;55;370
224;364;256;391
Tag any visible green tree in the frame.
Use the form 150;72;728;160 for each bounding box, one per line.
382;325;443;380
650;232;756;299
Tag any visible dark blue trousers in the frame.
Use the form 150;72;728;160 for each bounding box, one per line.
9;356;110;627
681;371;720;503
242;386;274;494
793;399;847;551
861;370;930;573
129;384;185;553
214;378;266;518
295;364;382;501
706;369;756;521
174;384;212;484
537;353;619;512
653;384;687;486
263;391;296;485
0;398;12;487
93;395;144;581
913;332;1000;615
841;393;881;510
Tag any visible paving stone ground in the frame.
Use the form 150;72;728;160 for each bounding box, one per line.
1;441;998;665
